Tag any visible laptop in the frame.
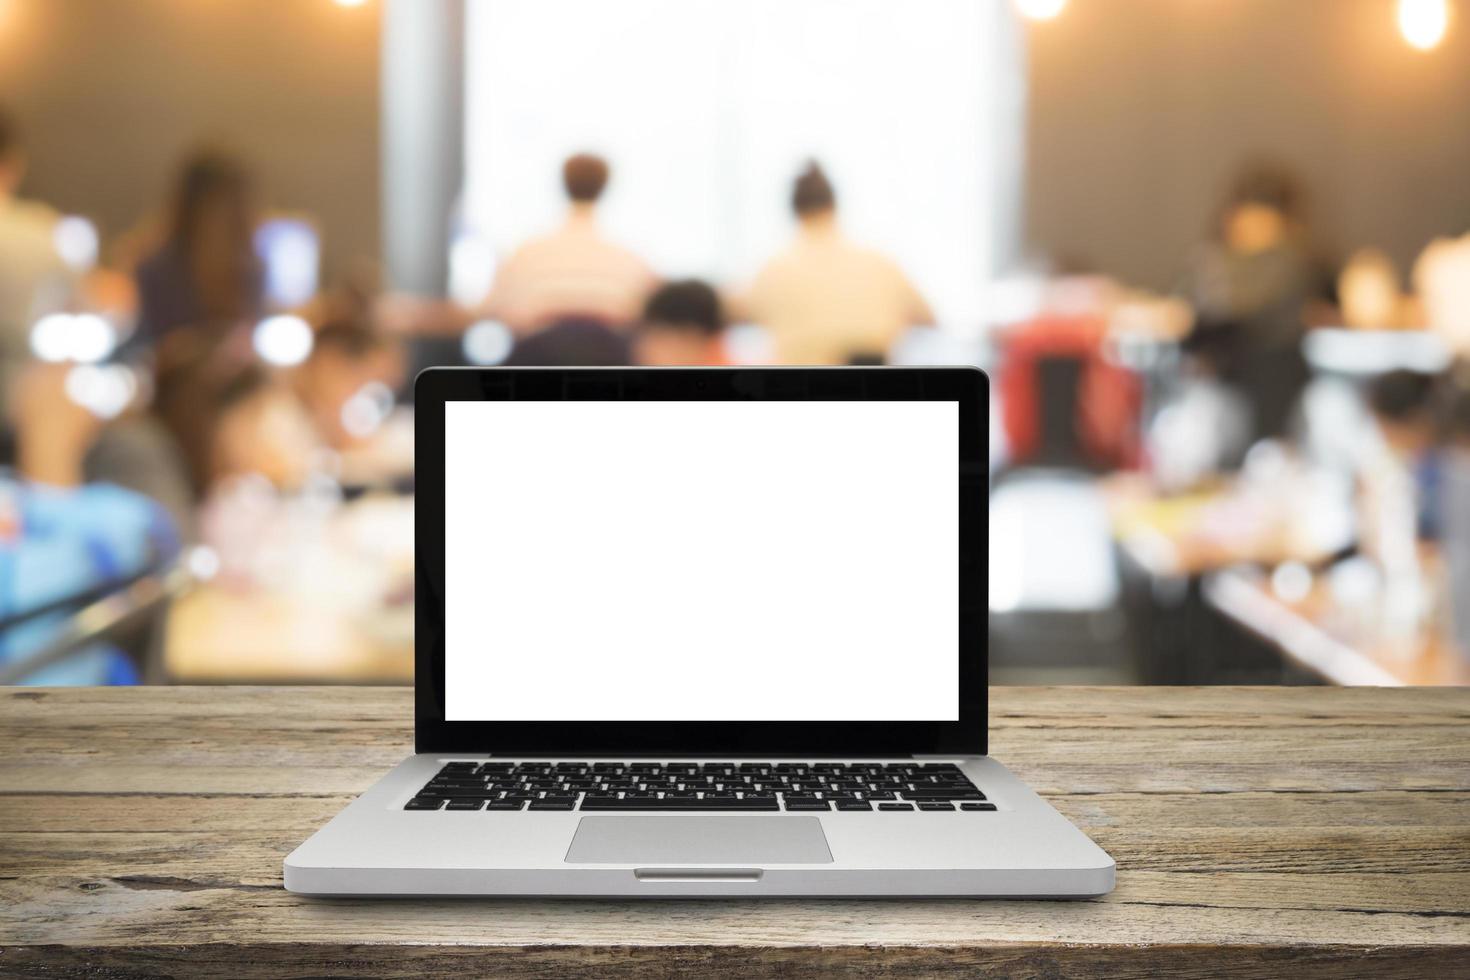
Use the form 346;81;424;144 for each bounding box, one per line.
284;366;1114;897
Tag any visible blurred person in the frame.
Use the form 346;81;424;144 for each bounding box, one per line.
484;153;656;335
634;279;728;366
1339;249;1409;331
737;162;932;365
502;317;631;367
8;359;194;538
152;332;316;496
291;317;406;451
1364;369;1442;542
1413;232;1470;353
1146;327;1252;490
1;362;181;685
0;107;79;403
1435;375;1470;662
1178;161;1333;442
133;149;264;346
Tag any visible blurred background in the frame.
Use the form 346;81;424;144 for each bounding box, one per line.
1;0;1468;689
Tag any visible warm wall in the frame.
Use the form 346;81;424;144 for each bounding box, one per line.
1024;0;1470;290
0;0;379;280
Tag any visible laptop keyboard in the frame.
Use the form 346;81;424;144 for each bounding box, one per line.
405;761;995;812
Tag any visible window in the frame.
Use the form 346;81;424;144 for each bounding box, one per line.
463;0;1022;328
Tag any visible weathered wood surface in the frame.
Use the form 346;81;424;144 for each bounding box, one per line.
1;686;1467;978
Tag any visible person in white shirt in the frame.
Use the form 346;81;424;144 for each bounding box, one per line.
0;108;77;404
484;154;657;337
736;162;933;366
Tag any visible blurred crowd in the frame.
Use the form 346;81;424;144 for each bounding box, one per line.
3;85;1470;683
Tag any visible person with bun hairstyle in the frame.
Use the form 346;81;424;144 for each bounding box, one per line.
736;161;932;365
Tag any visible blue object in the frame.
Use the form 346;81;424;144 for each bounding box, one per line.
0;480;178;685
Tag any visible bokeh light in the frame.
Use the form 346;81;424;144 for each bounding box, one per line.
1399;0;1450;50
252;315;315;367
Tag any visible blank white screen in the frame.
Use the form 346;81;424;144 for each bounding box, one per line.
443;401;958;721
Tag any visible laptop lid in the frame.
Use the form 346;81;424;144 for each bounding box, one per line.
415;367;987;756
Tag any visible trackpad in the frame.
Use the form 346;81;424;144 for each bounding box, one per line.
565;816;833;864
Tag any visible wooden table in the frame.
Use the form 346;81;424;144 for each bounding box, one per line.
2;687;1467;977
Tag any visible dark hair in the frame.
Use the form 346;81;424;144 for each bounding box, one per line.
792;161;835;216
562;154;609;203
0;105;19;161
641;280;724;337
170;148;255;245
313;318;388;360
505;318;630;366
1440;370;1470;444
1223;161;1304;220
151;329;271;495
1368;369;1438;423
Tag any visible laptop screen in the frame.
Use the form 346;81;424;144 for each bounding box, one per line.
443;399;958;722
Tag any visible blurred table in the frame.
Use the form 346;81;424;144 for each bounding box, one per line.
1205;566;1470;687
1103;474;1348;684
3;686;1467;976
164;586;413;683
165;492;415;684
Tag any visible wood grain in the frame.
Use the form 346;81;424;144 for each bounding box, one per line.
1;686;1467;978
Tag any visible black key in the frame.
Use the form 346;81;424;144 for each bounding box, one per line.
554;762;589;770
529;798;577;810
916;801;955;811
427;787;497;799
901;789;985;801
863;790;896;801
784;799;831;811
487;800;525;810
592;762;624;772
404;798;444;810
959;802;998;812
878;802;915;811
835;800;872;811
580;796;779;811
446;800;485;811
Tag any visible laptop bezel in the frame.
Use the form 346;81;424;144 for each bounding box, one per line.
414;366;987;756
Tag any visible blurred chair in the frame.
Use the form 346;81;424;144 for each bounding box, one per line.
997;315;1142;472
989;315;1141;684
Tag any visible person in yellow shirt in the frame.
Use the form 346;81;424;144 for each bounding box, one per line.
736;162;933;366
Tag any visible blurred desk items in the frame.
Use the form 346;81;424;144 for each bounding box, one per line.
1105;464;1354;684
1105;464;1349;579
164;489;413;683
